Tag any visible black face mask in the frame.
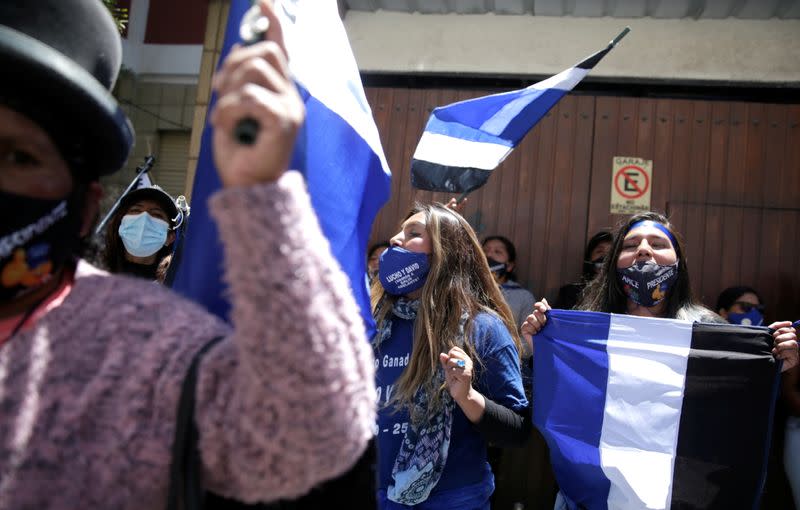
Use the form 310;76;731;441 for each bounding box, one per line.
617;260;679;308
486;257;508;279
0;189;83;302
583;256;605;277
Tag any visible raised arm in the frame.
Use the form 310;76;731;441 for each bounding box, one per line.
192;1;375;502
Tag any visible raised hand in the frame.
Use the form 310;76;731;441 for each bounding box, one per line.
770;321;799;372
210;0;304;187
439;346;474;403
521;298;551;353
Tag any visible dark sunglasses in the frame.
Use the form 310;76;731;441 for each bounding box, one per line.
734;301;764;313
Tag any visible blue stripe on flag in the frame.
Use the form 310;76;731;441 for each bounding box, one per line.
423;115;515;147
169;0;390;340
432;88;524;129
294;89;390;333
534;309;612;510
489;88;569;144
168;0;249;320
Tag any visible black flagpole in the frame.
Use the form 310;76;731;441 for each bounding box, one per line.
94;155;156;236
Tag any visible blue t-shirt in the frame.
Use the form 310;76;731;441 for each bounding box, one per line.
374;311;528;502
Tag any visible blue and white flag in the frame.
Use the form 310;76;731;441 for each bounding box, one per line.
134;171;152;190
534;309;779;510
169;0;391;338
411;29;628;194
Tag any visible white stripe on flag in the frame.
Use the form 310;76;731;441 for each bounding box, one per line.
478;67;588;135
526;66;589;94
600;314;693;509
412;132;512;170
137;173;152;189
277;0;389;173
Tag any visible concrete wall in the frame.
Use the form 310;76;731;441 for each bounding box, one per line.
343;11;800;85
103;74;196;190
183;0;231;202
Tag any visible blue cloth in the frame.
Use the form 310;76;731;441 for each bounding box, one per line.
533;309;777;510
169;0;391;340
374;312;527;506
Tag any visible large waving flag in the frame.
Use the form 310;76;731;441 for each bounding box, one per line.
169;0;391;338
534;309;779;510
411;28;628;194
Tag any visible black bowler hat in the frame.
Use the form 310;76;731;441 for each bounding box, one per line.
0;0;134;178
119;185;181;228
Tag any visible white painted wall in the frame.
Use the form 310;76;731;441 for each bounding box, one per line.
121;0;202;83
343;11;800;85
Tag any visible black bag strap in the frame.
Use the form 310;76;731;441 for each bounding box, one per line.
167;335;226;510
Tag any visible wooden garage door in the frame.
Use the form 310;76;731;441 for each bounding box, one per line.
152;130;191;198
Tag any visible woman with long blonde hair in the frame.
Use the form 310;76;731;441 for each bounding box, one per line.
372;202;529;509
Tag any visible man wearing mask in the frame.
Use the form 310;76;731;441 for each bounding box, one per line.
481;235;536;328
716;286;765;326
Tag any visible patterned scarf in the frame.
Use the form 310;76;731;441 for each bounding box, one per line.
373;298;467;505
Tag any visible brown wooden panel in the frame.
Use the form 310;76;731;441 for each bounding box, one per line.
362;86;799;507
739;103;767;284
587;96;622;235
651;100;675;209
365;85;799;319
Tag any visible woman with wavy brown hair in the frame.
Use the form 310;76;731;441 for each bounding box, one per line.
371;202;529;510
522;211;799;510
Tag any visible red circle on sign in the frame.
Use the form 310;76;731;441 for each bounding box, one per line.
614;165;649;199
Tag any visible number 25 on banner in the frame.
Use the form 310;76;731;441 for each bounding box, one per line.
610;157;652;215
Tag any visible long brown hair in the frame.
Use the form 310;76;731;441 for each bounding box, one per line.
578;211;715;321
371;202;521;421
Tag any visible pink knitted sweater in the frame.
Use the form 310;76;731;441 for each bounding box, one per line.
0;172;376;509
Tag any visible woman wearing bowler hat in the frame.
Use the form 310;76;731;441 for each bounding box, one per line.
0;0;374;507
102;185;182;282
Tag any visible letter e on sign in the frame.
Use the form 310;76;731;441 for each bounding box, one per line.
610;157;653;215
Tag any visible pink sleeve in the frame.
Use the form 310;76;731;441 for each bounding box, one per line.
194;171;376;503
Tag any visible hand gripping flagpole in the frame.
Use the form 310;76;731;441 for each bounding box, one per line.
94;155;156;235
233;2;271;145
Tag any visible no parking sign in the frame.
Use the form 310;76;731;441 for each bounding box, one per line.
610;157;652;214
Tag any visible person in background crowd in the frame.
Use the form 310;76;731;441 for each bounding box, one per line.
482;235;536;329
367;241;390;283
372;203;529;509
102;185;179;283
716;285;765;326
553;230;613;310
0;1;374;507
522;212;799;510
783;365;800;508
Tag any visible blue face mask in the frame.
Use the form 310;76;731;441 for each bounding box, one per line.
118;212;169;257
378;246;430;296
727;308;764;326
